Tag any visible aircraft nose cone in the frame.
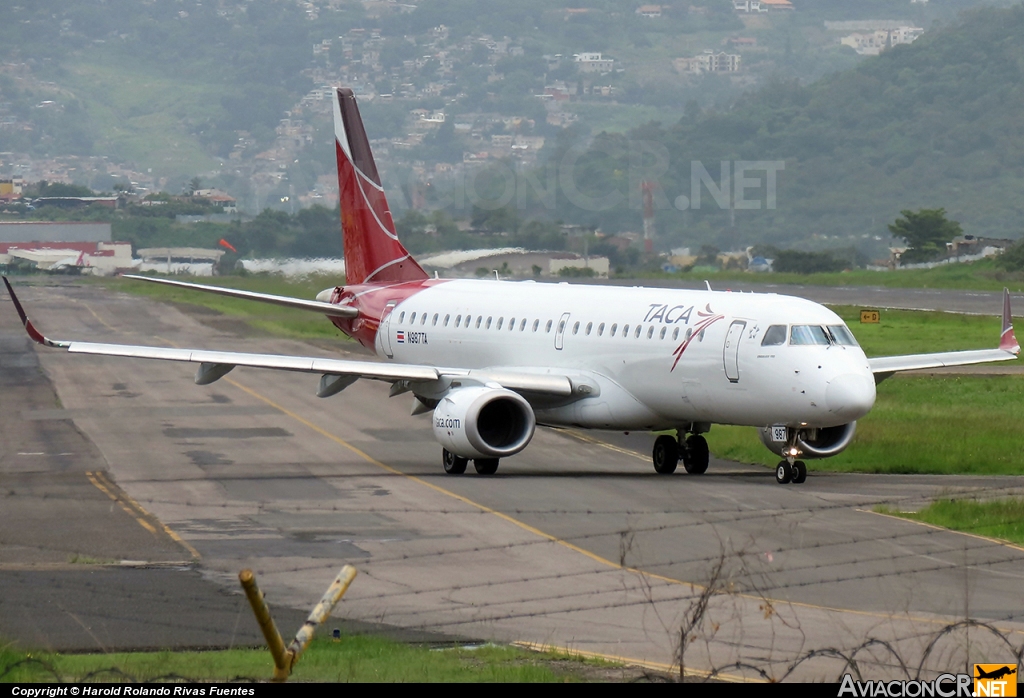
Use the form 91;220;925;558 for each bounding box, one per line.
826;373;876;419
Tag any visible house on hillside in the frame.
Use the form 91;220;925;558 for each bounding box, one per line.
635;5;664;18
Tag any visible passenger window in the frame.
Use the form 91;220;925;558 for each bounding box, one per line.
611;323;618;336
485;316;492;329
496;317;503;330
659;327;666;339
398;312;406;324
635;325;642;338
509;317;515;330
585;322;593;335
572;321;580;335
464;315;471;328
672;327;679;341
647;326;654;339
476;316;482;329
532;319;539;332
422;314;428;325
762;325;787;346
557;320;565;333
790;325;831;345
410;312;417;324
622;324;629;336
545;320;552;332
520;319;527;331
444;314;450;327
598;323;605;336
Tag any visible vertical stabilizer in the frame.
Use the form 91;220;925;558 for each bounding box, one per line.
333;88;427;285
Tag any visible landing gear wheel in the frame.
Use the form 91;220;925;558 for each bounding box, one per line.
775;461;793;484
652;435;679;474
443;449;468;475
474;458;499;475
683;434;710;474
791;461;807;484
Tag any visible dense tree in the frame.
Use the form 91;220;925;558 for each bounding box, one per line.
888;208;962;264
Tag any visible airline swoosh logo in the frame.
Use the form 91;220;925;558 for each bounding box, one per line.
670;312;724;371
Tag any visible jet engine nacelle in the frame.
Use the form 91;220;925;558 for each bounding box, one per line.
758;422;857;459
432;386;536;459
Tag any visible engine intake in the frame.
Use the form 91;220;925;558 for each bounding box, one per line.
433;386;536;459
758;422;857;460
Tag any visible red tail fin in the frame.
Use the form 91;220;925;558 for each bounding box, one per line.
333;88;427;285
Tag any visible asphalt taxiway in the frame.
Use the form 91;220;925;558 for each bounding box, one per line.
3;278;1024;680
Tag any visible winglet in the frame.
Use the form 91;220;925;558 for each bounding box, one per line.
1000;288;1019;354
2;276;70;348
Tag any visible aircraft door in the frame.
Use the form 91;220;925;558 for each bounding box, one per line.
379;301;397;359
554;312;571;350
723;320;746;383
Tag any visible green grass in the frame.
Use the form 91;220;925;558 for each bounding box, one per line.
830;305;1002;356
876;499;1024;546
91;274;353;342
643;259;1024;293
0;637;606;683
712;375;1024;475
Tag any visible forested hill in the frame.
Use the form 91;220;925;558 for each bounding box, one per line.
555;3;1024;253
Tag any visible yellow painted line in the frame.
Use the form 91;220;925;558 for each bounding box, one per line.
859;508;1024;554
560;428;650;462
93;471;201;561
513;640;761;683
86;471;201;560
87;470;158;534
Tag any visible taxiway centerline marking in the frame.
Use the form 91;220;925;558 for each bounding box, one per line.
86;470;201;560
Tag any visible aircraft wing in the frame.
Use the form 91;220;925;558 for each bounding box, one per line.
2;277;575;398
121;274;358;318
867;288;1020;380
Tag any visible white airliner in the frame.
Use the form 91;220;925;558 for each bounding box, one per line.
4;88;1020;484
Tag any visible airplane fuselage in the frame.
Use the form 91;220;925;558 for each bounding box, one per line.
330;279;877;432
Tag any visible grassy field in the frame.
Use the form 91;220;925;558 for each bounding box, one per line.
643;258;1024;293
0;637;616;683
92;274;353;342
877;499;1024;547
92;275;1024;476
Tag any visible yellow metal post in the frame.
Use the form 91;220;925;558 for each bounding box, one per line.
239;565;358;682
286;565;358;666
238;569;291;682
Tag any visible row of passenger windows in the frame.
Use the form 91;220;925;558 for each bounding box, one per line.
395;310;693;341
761;324;859;347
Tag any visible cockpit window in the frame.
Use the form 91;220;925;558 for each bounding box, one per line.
761;325;787;346
828;325;859;346
789;325;831;345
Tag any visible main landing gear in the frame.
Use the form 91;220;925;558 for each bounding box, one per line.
442;449;499;476
652;430;710;475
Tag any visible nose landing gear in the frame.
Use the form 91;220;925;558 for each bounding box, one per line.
776;432;808;484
